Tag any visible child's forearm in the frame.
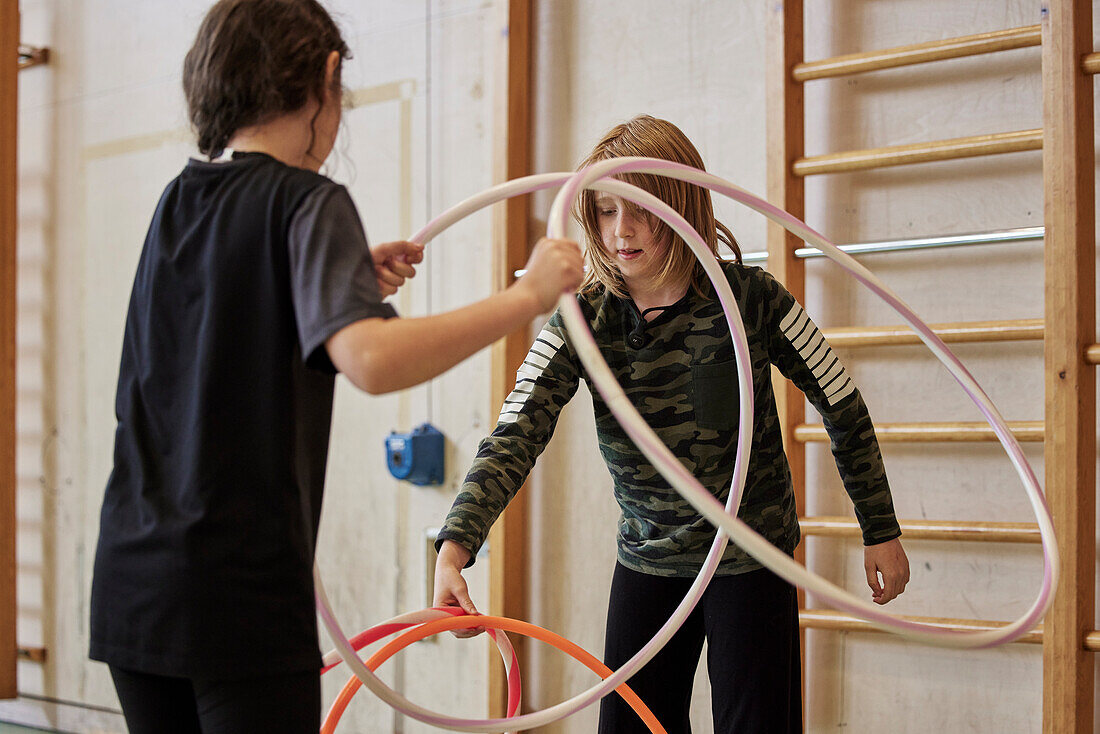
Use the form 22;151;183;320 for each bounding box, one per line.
437;539;473;570
329;284;544;394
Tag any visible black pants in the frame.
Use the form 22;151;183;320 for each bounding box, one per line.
109;665;320;734
598;564;802;734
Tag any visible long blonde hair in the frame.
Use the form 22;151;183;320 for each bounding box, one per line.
573;115;741;299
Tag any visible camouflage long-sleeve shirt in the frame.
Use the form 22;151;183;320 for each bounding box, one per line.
438;262;902;578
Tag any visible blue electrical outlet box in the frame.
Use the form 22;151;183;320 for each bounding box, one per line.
385;423;445;485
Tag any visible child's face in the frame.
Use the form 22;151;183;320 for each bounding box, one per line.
596;194;669;284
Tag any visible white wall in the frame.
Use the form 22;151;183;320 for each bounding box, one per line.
7;1;1100;733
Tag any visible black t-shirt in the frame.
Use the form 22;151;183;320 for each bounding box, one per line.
89;152;396;678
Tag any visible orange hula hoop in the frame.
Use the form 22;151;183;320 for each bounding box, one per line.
321;614;666;734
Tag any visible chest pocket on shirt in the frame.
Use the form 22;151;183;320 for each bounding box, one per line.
691;360;739;431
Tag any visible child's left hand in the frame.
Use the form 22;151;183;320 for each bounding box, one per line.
864;537;910;605
371;241;425;296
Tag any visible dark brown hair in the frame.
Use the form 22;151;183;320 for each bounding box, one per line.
183;0;350;157
574;115;742;299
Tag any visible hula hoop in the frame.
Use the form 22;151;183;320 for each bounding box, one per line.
546;156;1058;648
322;613;667;734
315;172;757;732
319;608;521;734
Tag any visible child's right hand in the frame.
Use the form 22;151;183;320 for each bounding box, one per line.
371;240;425;297
515;237;584;313
433;540;484;638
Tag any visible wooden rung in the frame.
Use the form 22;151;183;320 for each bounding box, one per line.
794;421;1044;443
16;45;48;71
801;515;1042;543
800;608;1044;644
17;646;46;664
793;25;1041;82
793;129;1042;176
823;319;1044;348
1082;52;1100;75
1086;632;1100;652
1084;344;1100;364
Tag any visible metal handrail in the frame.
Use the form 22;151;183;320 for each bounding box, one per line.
738;225;1043;263
515;227;1043;276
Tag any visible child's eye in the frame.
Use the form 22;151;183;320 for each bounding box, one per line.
599;209;616;216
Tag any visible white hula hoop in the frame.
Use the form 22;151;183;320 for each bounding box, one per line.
315;171;756;731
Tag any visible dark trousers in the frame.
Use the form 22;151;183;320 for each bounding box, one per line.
598;563;802;734
109;665;320;734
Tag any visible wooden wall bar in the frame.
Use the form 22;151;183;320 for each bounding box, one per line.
794;420;1044;443
793;25;1041;82
1041;2;1096;732
800;516;1042;543
765;0;807;718
793;129;1042;176
824;318;1043;348
487;0;532;719
1;0;19;702
800;610;1045;644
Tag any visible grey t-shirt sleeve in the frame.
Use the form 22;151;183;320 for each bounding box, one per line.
287;184;398;373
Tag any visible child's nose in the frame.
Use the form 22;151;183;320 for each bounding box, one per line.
615;212;636;238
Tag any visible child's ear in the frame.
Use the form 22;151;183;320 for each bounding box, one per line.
324;50;341;92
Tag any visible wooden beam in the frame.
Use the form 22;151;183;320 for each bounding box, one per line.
487;0;531;719
793;25;1041;82
794;420;1044;443
16;45;47;71
1041;1;1096;732
823;318;1043;348
16;647;45;664
793;129;1042;176
801;516;1042;543
800;609;1044;644
765;0;806;724
1;0;19;701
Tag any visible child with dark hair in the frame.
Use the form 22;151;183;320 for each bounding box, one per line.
88;1;583;731
433;115;909;734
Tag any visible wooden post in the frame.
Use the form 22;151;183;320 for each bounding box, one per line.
488;0;531;719
1041;1;1095;732
1;0;19;701
765;0;806;723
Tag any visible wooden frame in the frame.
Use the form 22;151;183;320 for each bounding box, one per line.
488;0;532;719
764;0;806;717
771;3;1098;731
2;0;19;702
1041;2;1095;732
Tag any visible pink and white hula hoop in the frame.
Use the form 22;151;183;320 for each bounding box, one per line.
315;170;756;732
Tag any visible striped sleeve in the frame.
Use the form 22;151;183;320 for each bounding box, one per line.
436;311;580;564
778;302;856;407
761;270;902;545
